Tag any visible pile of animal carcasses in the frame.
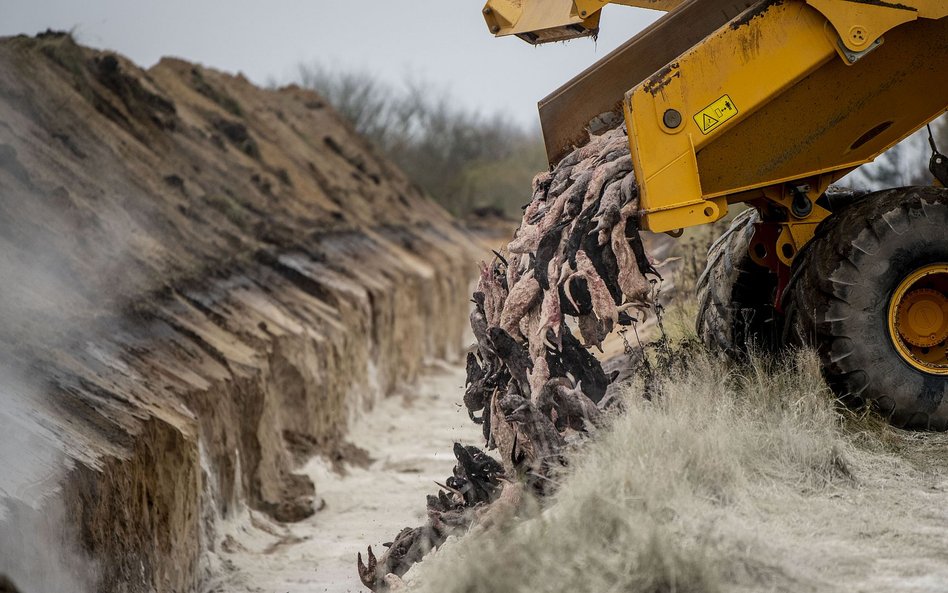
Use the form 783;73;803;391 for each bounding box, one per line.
465;126;656;483
357;127;658;591
357;444;503;591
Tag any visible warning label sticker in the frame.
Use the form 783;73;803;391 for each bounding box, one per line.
694;95;738;134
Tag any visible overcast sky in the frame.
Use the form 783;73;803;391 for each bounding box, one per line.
1;1;661;126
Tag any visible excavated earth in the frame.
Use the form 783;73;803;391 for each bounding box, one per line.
0;33;479;593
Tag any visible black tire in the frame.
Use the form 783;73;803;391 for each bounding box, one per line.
783;187;948;430
696;208;781;359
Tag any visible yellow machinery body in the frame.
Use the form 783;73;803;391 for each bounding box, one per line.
483;0;948;266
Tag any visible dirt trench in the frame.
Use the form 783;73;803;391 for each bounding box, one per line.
0;33;481;593
53;230;476;593
203;361;483;593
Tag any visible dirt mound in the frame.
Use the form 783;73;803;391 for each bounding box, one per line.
0;33;477;593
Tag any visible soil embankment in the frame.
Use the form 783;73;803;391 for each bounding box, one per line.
206;362;483;592
0;33;478;593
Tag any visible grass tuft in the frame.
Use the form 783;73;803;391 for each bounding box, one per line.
410;346;865;593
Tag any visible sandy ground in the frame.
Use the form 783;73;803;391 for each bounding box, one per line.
206;360;482;593
203;351;948;593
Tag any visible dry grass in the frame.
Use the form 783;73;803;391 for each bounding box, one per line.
409;345;863;593
406;217;948;593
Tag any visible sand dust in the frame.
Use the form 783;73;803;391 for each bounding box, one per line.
206;360;482;593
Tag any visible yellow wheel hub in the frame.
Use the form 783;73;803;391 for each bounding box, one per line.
888;264;948;375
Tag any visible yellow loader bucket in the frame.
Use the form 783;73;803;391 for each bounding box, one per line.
482;0;602;44
537;0;759;165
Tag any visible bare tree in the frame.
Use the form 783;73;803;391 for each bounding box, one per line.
293;64;546;217
296;65;423;151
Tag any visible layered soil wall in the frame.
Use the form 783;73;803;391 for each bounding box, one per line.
0;33;477;592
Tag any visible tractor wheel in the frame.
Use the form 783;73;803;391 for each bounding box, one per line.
783;187;948;430
696;208;780;359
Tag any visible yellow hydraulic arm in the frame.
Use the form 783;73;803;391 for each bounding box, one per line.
483;0;686;44
485;0;948;266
